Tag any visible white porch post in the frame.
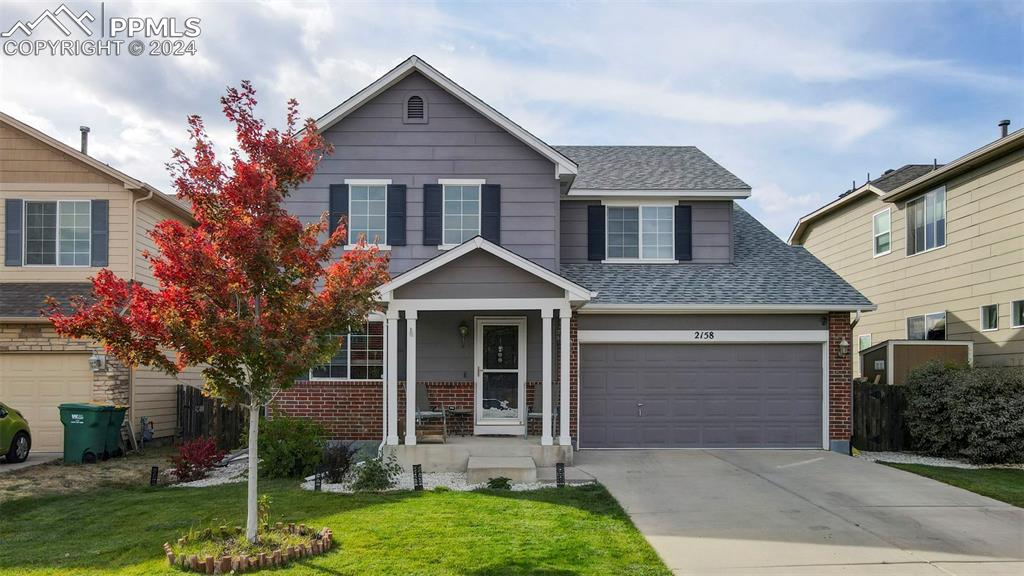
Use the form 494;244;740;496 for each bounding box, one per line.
541;310;554;446
385;308;400;445
404;310;418;446
558;307;571;446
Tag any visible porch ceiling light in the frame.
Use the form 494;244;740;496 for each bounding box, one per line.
458;321;470;347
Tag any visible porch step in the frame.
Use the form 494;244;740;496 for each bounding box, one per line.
418;433;445;444
466;456;537;484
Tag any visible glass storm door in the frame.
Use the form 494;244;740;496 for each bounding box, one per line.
474;318;527;435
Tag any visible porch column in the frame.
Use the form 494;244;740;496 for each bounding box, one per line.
385;308;400;445
558;307;571;446
404;310;418;446
541;310;554;446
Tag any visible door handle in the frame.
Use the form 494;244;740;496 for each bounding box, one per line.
477;365;482;376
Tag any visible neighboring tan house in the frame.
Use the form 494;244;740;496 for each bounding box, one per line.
0;111;201;453
790;125;1024;376
273;55;873;473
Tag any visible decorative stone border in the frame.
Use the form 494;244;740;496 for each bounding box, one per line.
163;524;333;573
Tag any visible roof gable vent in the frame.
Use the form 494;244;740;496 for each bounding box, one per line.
404;94;427;124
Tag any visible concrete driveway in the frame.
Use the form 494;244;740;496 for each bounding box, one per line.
576;450;1024;575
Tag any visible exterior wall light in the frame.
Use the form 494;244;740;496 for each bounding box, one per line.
88;352;107;372
458;321;469;347
838;338;850;358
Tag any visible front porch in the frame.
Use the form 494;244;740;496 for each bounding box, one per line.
386;436;574;475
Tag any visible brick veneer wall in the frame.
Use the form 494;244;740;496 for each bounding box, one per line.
0;322;129;404
828;311;853;449
274;380;383;440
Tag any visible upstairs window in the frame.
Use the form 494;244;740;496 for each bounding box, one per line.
24;200;90;266
348;183;387;246
1012;300;1024;328
981;304;998;331
442;182;481;245
606;204;674;261
310;321;384;380
906;187;945;255
907;311;946;341
872;208;891;256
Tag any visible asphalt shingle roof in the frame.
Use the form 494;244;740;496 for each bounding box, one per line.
870;164;938;192
561;205;872;308
0;282;92;318
555;146;750;191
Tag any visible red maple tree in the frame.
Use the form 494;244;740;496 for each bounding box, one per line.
48;82;389;541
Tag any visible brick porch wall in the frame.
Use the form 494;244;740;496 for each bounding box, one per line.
828;311;853;447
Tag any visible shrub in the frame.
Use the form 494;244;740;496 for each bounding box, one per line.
486;476;512;490
904;361;1024;464
170;437;226;482
322;443;355;483
351;454;403;492
257;416;326;479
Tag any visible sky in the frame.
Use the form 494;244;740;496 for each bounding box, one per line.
1;0;1021;240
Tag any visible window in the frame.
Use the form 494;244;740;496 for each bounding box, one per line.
348;183;387;245
981;304;998;331
906;187;945;255
1013;300;1024;328
858;334;872;351
907;311;946;341
606;204;674;261
442;183;480;245
24;200;90;266
310;321;384;380
872;208;891;256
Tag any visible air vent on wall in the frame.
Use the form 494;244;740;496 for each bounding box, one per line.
407;96;424;119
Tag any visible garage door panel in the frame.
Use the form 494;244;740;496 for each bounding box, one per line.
0;352;94;452
580;343;823;449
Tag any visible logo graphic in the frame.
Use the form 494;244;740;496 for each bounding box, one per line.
1;4;94;38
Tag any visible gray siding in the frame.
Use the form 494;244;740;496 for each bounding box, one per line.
577;314;825;331
394;250;564;299
288;72;561;274
560;200;734;263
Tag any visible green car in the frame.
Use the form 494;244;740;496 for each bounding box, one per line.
0;402;32;463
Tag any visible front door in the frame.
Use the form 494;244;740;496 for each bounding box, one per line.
474;317;527;435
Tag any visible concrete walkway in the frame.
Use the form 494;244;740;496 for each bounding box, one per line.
576;450;1024;575
0;451;60;474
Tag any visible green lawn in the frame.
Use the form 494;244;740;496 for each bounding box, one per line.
0;481;670;576
885;463;1024;507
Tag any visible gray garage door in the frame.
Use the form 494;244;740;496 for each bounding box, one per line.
580;343;823;448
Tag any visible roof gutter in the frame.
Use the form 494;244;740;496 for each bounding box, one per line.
578;303;878;314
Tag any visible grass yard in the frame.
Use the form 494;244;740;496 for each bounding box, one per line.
0;480;670;576
884;463;1024;507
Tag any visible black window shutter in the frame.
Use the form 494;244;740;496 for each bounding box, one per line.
386;184;407;246
481;184;501;244
4;199;22;266
587;204;606;261
328;184;348;243
90;199;109;267
422;184;443;246
675;204;692;261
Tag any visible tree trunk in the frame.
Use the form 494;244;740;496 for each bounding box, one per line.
245;403;260;543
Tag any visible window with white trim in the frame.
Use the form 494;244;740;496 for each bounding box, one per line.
349;184;387;245
606;204;674;261
981;304;998;331
24;200;90;266
1012;300;1024;328
310;321;384;380
858;334;872;351
872;208;891;256
906;187;945;255
907;311;946;341
443;184;480;245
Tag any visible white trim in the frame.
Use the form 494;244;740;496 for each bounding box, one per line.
1012;300;1024;329
21;199;93;268
980;304;999;332
404;312;418;446
392;298;575;312
385;310;400;445
906;310;946;340
541;311;553;446
474;316;528;436
438;178;486;185
569;188;750;199
577;330;829;344
377;236;593;302
603;202;675;262
307;56;577;178
872;207;891;258
346;180;389;247
345;244;391;251
344;178;393;185
905;187;946;257
578;303;877;313
441;182;482;246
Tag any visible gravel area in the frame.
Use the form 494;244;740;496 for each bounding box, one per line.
857;451;1024;470
172;459;248;488
301;471;553;493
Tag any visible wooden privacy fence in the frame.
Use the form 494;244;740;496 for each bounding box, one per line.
177;385;247;449
852;380;913;452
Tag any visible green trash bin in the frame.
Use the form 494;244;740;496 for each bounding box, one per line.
58;403;111;464
105;406;129;457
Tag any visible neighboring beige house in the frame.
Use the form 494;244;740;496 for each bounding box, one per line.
0;111;201;452
790;125;1024;375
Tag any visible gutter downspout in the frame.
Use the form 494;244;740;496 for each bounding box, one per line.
850;309;861;330
128;189;154;438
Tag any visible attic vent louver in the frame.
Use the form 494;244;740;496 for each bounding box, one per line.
407;96;424;119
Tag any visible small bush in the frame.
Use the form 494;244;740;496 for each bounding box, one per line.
351;454;403;492
257;416;325;479
486;477;512;490
904;361;1024;464
170;437;226;482
322;443;355;483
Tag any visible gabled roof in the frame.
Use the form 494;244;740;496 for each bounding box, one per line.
0;282;92;321
555;146;750;197
310;56;578;180
563;205;874;312
378;236;594;303
0;111;193;221
788;164;936;245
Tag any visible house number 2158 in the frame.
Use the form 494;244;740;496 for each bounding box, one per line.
693;331;715;340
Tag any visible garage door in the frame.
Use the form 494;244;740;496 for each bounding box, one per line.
0;353;93;452
580;343;823;448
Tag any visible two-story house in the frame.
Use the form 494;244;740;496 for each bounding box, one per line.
790;125;1024;377
0;111;201;454
273;55;872;470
